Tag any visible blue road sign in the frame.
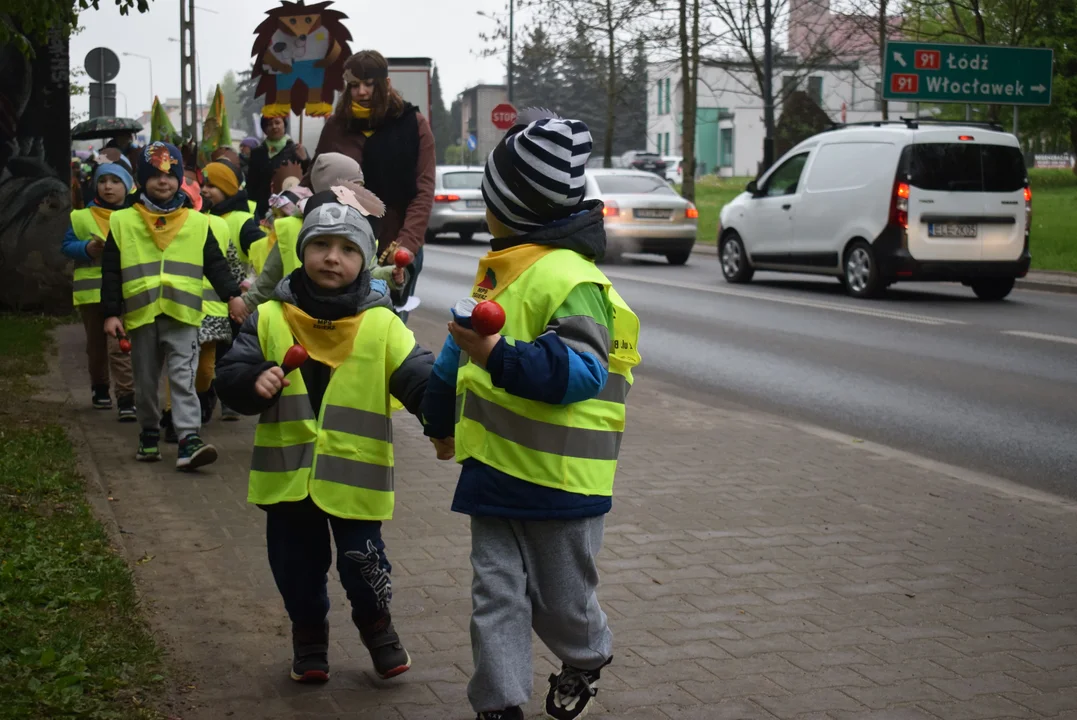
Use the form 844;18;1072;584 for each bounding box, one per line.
467;134;478;152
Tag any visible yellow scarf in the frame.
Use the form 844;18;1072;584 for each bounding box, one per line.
132;204;190;252
88;206;114;239
471;244;557;302
281;302;364;370
350;103;376;137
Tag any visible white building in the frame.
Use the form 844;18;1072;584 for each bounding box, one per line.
648;58;911;177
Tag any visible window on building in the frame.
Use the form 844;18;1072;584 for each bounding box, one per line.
782;75;798;100
808;76;823;105
664;78;672;116
664;132;671;155
874;82;884;111
657;81;664;114
656;133;662;153
720;128;734;167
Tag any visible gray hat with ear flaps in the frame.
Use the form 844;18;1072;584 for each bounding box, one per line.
297;201;378;268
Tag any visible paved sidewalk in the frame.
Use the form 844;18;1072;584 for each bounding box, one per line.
58;316;1077;720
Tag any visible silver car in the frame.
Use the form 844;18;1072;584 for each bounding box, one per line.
427;165;487;242
585;169;698;265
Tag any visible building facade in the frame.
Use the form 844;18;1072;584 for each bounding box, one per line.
459;84;510;166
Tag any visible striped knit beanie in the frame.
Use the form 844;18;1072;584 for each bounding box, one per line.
481;109;592;234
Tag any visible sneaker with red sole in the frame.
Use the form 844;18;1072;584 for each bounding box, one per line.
357;612;411;679
290;620;330;683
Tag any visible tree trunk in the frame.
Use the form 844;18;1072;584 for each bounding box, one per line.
604;0;617;168
679;0;698;201
878;0;889;120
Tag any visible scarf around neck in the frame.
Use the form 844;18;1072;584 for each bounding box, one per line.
140;190;187;214
266;136;291;158
289;267;371;322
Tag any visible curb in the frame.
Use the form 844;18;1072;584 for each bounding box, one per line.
690;244;1077;295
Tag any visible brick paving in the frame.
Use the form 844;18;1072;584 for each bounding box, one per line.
56;315;1077;720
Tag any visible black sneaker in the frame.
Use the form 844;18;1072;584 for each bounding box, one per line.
176;434;217;471
544;657;612;720
92;385;112;410
136;430;162;462
160;411;178;444
220;404;240;422
478;709;524;720
117;395;137;423
290;620;330;683
356;612;411;679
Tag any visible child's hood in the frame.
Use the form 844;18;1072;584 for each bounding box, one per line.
490;200;606;259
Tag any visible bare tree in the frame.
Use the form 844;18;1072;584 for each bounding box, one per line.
679;0;702;199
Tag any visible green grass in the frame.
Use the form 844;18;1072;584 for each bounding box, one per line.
0;314;164;720
688;169;1077;272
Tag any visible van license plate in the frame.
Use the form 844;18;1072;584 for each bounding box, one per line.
466;200;485;208
928;223;977;238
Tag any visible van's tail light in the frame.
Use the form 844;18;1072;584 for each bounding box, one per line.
434;194;461;203
889;181;909;229
1024;184;1032;229
602;201;620;218
685;205;699;219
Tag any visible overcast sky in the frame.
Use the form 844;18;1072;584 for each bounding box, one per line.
70;0;513;119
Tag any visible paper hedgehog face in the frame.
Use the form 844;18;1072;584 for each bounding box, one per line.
146;143;175;174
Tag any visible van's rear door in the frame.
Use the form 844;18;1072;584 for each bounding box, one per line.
904;133;1026;263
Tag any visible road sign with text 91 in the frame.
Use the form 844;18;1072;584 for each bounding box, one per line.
915;50;941;70
891;74;919;93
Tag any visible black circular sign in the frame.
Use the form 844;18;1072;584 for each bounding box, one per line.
85;47;120;82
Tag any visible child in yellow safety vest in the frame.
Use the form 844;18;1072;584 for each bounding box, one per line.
215;192;432;684
61;161;136;419
420;110;641;720
100;142;243;470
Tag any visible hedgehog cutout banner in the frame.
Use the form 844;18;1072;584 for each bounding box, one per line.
252;0;353;120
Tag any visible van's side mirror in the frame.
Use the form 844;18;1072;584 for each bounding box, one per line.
746;180;758;195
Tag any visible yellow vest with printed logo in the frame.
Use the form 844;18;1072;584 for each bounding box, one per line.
202;215;231;318
111;207;209;331
70;207;113;306
455;249;641;497
248;301;417;520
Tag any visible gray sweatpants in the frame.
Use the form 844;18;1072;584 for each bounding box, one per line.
129;315;200;440
468;515;613;712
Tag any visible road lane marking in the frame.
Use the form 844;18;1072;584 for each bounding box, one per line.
425;247;967;327
1002;330;1077;346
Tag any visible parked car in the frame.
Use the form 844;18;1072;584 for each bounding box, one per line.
427;165;487;242
621;151;667;177
663;156;684;185
717;120;1031;300
586;169;698;265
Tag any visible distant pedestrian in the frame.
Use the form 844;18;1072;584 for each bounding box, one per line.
246;116;310;219
421;110;642;720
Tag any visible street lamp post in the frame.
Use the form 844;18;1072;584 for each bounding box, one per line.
122;51;153;105
476;5;514;102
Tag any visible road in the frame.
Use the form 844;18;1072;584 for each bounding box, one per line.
413;241;1077;498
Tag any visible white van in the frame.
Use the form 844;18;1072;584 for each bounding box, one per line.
717;120;1031;300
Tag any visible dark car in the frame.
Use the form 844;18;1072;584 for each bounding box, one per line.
622;151;668;177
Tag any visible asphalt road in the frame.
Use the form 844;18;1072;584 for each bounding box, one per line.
413;240;1077;498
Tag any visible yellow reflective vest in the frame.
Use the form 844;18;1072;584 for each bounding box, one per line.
223;210;260;265
455;249;641;497
275;215;303;276
202;215;231;318
110;207;209;332
248;301;417;520
70;207;113;306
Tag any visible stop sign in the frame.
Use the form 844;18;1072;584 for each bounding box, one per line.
491;103;518;130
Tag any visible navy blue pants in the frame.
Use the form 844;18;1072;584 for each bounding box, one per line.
265;498;393;628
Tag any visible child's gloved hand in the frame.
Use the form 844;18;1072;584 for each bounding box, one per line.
255;366;289;399
431;437;455;461
371;264;407;290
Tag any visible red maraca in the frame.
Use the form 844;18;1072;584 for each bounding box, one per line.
471;300;506;336
118;334;131;354
393;248;413;268
281;344;309;375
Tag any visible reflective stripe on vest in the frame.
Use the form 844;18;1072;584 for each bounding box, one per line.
111;208;209;331
248;301;416;520
71;209;106;306
275;216;302;275
202;215;231;318
455;249;641;497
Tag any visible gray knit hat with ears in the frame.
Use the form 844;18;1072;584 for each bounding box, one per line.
297;199;377;269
